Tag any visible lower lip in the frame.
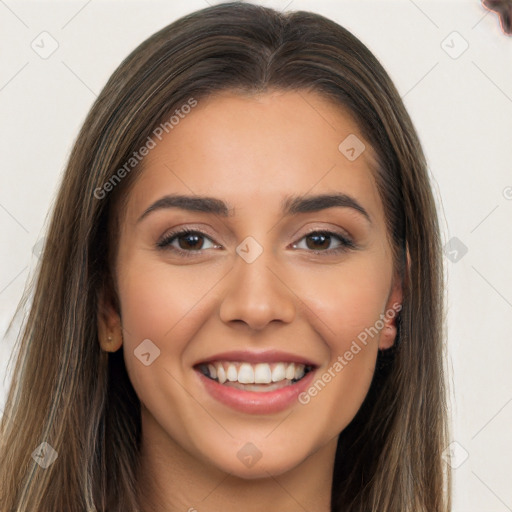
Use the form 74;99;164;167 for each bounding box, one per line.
195;368;316;414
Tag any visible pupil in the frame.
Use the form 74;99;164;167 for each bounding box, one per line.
180;233;202;250
307;233;330;250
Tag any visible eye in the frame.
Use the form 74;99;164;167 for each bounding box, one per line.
156;228;356;258
291;230;355;254
156;229;219;256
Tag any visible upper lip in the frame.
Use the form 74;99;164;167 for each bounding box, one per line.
194;350;319;368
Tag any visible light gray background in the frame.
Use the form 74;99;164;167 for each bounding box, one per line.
1;1;511;510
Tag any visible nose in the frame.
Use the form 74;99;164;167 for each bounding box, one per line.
219;245;296;332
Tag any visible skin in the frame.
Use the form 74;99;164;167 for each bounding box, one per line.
97;89;403;512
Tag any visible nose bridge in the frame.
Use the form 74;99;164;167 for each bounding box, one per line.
219;234;296;330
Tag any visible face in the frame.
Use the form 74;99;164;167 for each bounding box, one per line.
99;89;402;479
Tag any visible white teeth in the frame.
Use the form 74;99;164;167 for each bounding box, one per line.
202;361;309;385
294;364;305;380
271;363;286;382
238;363;255;384
207;364;217;379
254;363;272;384
226;364;238;382
217;364;227;384
285;363;295;380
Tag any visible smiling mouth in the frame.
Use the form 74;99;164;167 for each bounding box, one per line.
195;361;315;392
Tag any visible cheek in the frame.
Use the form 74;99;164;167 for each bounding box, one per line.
297;251;391;349
116;251;218;343
115;252;225;395
291;254;390;431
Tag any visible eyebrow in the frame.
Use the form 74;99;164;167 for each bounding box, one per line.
137;193;372;224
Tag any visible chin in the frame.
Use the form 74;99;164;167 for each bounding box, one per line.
201;441;309;480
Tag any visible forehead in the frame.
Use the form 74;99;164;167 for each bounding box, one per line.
123;89;385;225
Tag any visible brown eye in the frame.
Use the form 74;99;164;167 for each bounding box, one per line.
292;230;355;254
157;229;218;256
175;232;204;250
305;233;331;251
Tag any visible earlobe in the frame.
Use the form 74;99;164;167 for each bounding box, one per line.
378;322;398;351
97;286;123;352
378;275;404;351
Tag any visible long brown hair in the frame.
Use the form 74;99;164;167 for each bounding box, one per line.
0;2;451;510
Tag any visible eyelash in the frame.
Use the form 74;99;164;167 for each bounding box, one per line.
156;228;356;258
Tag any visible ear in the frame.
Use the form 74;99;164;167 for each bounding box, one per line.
378;246;409;351
378;277;403;350
97;284;123;352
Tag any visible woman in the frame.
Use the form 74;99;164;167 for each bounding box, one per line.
0;2;451;510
